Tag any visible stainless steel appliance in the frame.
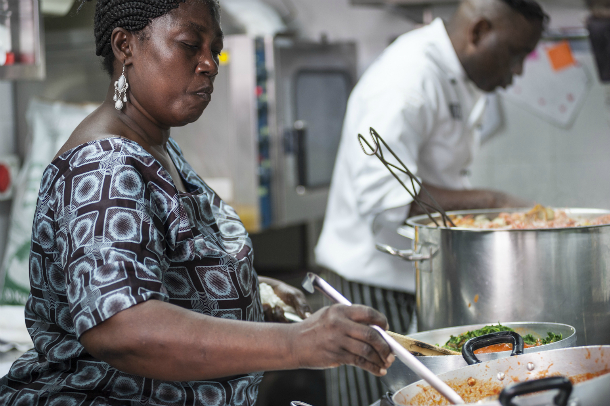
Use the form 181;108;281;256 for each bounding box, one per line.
171;35;357;232
380;208;610;347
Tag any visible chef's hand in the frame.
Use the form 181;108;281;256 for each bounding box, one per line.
289;304;394;376
259;276;312;321
409;183;534;217
492;191;533;208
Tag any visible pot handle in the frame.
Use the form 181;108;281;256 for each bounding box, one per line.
375;243;432;261
462;331;524;365
498;376;573;406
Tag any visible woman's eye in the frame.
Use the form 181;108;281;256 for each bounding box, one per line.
182;42;199;50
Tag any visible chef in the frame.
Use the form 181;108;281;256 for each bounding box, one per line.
315;1;547;405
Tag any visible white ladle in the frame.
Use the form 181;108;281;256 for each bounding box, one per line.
302;272;465;405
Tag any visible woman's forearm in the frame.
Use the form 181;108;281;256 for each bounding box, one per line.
80;298;394;381
80;299;299;381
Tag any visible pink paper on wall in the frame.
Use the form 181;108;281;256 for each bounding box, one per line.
502;43;590;128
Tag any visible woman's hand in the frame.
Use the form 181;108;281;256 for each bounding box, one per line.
259;276;312;321
288;304;395;377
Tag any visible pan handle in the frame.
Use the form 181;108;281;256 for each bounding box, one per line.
462;331;524;365
498;376;573;406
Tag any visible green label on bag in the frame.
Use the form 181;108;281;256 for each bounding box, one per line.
0;277;30;305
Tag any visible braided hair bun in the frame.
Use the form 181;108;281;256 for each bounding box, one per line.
79;0;220;75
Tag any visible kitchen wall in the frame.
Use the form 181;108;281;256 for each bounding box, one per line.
470;58;610;210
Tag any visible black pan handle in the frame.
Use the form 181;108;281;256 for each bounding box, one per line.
499;376;573;406
462;331;524;365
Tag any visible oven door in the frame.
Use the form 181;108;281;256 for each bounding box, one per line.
268;37;357;226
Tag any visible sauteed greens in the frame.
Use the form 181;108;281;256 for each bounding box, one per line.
442;323;563;351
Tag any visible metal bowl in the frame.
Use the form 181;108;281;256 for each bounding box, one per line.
381;321;576;393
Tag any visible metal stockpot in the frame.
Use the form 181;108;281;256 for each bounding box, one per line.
380;208;610;346
381;322;576;392
389;345;610;406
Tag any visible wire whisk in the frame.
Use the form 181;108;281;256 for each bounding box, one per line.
358;127;455;228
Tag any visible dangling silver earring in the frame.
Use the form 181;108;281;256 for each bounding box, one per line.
113;63;129;110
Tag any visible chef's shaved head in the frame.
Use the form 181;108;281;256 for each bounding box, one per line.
447;0;545;92
453;0;548;27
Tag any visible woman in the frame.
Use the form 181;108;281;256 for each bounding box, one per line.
0;1;394;405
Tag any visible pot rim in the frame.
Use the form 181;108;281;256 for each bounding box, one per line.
407;321;577;358
406;207;610;232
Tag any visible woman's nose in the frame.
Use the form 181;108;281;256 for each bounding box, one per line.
196;53;219;76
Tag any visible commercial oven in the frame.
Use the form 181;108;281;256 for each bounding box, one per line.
171;35;357;232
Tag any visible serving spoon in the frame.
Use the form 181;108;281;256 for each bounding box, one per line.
302;272;465;405
385;331;460;356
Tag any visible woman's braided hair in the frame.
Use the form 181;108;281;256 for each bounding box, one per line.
80;0;220;75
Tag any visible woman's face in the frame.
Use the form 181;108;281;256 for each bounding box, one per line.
127;0;223;127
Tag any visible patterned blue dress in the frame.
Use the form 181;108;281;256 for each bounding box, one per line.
0;137;265;406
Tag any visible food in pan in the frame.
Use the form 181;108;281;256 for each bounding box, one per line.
448;204;610;229
441;323;562;354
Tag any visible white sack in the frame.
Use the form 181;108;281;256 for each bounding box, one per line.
0;99;98;305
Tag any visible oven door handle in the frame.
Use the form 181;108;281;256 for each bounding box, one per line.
293;120;307;188
375;243;433;262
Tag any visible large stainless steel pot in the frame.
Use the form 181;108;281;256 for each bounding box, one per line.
381;321;576;393
389;345;610;406
380;208;610;346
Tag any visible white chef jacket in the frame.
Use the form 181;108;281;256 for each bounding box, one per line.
315;18;487;293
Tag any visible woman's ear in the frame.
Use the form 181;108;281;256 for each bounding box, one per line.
110;27;134;68
469;18;493;49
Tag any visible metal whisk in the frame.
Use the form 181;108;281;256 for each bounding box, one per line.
358;127;455;228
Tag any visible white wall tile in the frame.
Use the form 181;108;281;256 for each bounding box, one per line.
471;52;610;211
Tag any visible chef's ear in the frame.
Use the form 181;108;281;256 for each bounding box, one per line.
469;18;493;48
110;27;135;68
